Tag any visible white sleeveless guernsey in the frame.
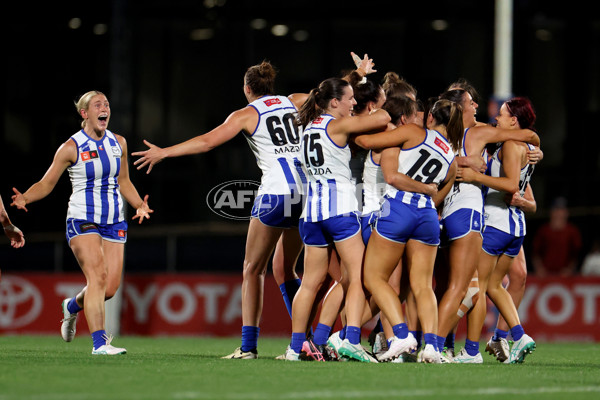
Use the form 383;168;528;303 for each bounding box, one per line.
361;150;385;215
483;143;535;237
385;129;455;208
301;114;358;222
441;127;487;219
67;129;124;224
245;95;306;196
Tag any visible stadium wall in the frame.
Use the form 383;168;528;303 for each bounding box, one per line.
1;273;599;342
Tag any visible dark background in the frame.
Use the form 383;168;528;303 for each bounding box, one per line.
1;0;598;273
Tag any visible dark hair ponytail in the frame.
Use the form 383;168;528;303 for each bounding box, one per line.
296;77;350;127
430;99;463;151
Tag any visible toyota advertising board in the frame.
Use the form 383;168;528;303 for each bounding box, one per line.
1;273;599;341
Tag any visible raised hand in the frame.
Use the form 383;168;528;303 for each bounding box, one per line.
132;140;165;174
10;187;28;212
132;194;154;224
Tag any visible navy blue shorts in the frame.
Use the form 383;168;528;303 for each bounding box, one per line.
251;193;303;228
482;225;523;257
299;212;361;247
440;208;483;242
375;197;440;245
66;218;128;244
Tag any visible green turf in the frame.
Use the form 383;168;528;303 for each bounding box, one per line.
0;336;599;400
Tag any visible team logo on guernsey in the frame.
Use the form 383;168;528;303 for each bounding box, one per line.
81;150;99;162
206;180;261;220
264;98;282;107
434;137;449;153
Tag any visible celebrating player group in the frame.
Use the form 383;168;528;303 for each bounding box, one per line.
7;52;541;363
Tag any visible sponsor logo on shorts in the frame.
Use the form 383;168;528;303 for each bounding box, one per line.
80;223;98;232
118;230;126;237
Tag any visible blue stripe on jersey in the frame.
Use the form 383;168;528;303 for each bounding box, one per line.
112;159;121;224
293;157;307;185
316;181;323;221
328;179;337;216
307;184;313;223
516;208;524;236
98;143;112;224
508;207;516;236
108;137;122;224
83;145;96;221
277;157;298;194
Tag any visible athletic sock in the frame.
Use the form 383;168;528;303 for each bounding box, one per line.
91;329;107;350
241;326;260;352
67;297;83;314
510;324;525;342
465;339;479;356
339;325;347;340
493;328;509;342
291;332;305;353
279;279;301;318
392;323;408;339
345;326;361;345
424;333;438;348
437;335;446;352
313;323;331;346
444;332;455;349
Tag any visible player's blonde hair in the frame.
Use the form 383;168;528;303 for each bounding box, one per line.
74;90;105;128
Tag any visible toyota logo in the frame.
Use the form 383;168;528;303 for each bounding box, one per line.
0;276;43;328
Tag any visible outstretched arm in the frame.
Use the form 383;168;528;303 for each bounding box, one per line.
11;140;75;212
132;106;257;173
473;124;540;147
354;123;422;150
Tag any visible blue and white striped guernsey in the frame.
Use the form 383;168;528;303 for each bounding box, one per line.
385;129;455;208
441;127;487;219
245;95;306;197
483;143;535;237
66;129;124;224
301;114;358;222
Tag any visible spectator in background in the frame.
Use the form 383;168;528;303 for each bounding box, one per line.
581;237;600;276
532;197;582;277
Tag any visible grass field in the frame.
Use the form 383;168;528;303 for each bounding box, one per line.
1;336;599;400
